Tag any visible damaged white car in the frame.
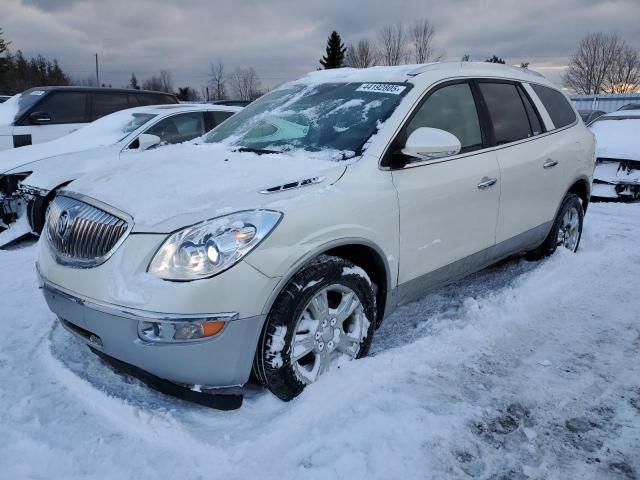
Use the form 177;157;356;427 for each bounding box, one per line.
590;111;640;200
0;103;240;244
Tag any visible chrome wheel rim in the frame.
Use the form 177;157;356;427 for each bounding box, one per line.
291;284;367;384
557;206;580;251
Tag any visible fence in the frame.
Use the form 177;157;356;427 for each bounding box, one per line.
570;93;640;113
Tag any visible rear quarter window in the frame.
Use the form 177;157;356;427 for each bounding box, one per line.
136;94;177;106
531;84;576;129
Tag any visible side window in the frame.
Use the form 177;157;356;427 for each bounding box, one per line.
530;84;576;129
479;82;532;144
92;93;129;120
161;95;178;105
145;113;206;145
212;111;234;127
518;86;543;135
406;82;483;154
32;92;88;124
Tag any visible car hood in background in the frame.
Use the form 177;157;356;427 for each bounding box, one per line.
66;143;349;233
0;136;115;174
591;119;640;161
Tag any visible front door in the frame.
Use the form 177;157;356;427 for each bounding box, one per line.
389;81;500;301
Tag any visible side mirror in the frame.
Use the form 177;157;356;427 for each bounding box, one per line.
401;127;461;161
136;133;161;151
29;111;52;125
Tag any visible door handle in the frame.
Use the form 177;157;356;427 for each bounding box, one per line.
543;159;559;169
477;177;498;189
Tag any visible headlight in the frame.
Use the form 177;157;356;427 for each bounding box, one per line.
148;210;282;280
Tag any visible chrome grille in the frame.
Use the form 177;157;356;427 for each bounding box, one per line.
46;194;132;267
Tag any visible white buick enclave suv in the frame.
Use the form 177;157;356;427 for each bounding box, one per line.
37;63;595;409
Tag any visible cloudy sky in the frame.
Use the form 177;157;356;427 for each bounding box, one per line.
2;0;640;92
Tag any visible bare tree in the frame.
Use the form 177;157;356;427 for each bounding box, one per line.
378;23;406;66
142;70;174;93
159;70;173;93
229;66;262;101
209;60;227;100
410;19;440;63
345;39;377;68
563;32;620;94
605;43;640;93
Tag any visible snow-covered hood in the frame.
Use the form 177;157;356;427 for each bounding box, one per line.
0;138;114;176
591;118;640;161
66;143;349;233
12;147;117;191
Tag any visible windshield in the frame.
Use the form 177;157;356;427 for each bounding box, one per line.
59;111;157;148
204;82;411;160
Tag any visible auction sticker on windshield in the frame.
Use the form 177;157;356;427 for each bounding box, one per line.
356;83;406;95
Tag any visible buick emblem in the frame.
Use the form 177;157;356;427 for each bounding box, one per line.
57;210;71;238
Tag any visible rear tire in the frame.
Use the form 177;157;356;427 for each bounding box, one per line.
528;193;584;259
253;255;376;401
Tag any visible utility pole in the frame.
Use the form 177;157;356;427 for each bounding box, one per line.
94;53;100;87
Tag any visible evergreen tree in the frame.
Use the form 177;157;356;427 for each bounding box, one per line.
460;54;470;62
519;62;529;69
485;55;506;64
129;73;140;90
0;28;11;92
320;31;346;69
0;28;9;56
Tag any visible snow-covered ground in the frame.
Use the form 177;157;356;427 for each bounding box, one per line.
1;202;639;480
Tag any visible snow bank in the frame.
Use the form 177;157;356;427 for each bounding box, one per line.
0;203;639;479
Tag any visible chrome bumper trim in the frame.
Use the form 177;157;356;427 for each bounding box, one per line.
37;264;239;323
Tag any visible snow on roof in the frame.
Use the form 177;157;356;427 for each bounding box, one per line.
296;62;552;87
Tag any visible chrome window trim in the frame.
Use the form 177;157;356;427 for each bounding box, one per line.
47;191;135;268
38;266;240;323
379;75;579;171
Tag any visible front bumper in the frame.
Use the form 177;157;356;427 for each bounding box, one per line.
593;160;640;199
40;273;265;394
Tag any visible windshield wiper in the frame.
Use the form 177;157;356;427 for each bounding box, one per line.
236;146;280;155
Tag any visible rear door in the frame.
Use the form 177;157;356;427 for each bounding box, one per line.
477;81;564;244
13;91;90;145
389;80;500;298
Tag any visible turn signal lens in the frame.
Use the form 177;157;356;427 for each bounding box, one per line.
202;321;225;337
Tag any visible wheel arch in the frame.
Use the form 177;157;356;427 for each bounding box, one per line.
566;176;591;214
27;180;73;233
261;238;394;328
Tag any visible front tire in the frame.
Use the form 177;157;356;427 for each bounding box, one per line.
528;193;584;259
253;255;376;401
